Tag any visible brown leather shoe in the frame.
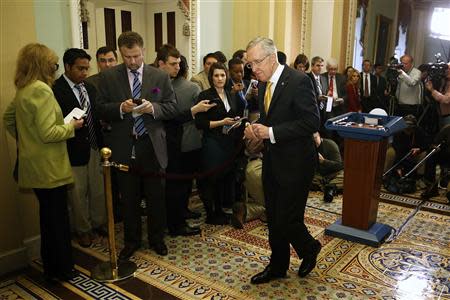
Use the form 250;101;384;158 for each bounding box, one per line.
78;232;92;248
231;202;247;229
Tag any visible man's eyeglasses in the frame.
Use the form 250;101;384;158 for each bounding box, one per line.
246;53;272;69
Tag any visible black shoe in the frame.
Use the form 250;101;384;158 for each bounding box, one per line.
205;213;229;225
298;240;321;277
169;225;201;237
446;191;450;204
56;269;79;281
119;244;140;260
149;241;168;256
250;266;286;284
323;185;336;203
184;209;201;220
421;184;439;199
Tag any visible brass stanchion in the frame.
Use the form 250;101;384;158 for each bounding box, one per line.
91;148;136;282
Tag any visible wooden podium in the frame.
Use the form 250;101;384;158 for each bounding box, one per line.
324;113;406;246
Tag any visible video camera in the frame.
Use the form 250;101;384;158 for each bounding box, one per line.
421;53;448;87
385;57;403;83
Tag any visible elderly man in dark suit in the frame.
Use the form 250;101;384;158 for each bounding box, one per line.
97;31;178;260
53;48;105;248
320;58;347;119
244;37;321;284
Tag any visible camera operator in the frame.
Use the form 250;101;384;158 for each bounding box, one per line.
424;62;450;128
396;54;423;118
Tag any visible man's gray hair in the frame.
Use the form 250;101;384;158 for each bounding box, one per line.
326;58;338;68
246;37;277;55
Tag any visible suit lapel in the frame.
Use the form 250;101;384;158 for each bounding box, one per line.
141;64;153;100
58;76;82;109
118;64;133;99
267;67;290;116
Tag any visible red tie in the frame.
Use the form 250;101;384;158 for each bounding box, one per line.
364;74;369;97
328;76;334;97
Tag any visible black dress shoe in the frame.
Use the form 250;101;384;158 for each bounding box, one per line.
250;266;286;284
119;244;140;260
323;184;336;203
298;240;322;277
57;269;79;281
184;209;201;220
421;184;439;199
169;225;201;237
149;241;168;256
205;212;229;225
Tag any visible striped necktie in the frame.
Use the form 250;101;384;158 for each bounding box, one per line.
131;70;147;136
264;81;273;114
75;83;97;150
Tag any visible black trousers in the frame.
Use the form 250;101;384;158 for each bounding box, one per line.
117;135;166;246
262;161;316;273
34;185;73;276
166;149;201;231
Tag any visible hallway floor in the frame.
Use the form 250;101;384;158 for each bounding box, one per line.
1;191;449;300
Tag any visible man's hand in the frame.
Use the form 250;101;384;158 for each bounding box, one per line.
70;118;84;129
136;99;153;114
318;153;325;162
252;124;270;140
232;82;245;94
425;81;434;92
244;122;258;140
411;148;421;156
191;100;217;115
121;99;135;113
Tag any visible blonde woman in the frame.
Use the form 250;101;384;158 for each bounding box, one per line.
346;69;362;112
3;43;83;282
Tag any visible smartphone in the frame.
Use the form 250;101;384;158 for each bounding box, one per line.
133;98;143;105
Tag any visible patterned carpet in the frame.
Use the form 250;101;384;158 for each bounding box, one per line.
2;191;449;300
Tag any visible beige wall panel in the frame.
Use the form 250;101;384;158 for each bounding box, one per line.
0;0;37;253
233;1;271;51
331;0;344;68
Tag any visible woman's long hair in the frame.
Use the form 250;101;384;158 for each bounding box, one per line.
14;43;58;89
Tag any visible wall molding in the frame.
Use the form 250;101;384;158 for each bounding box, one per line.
0;235;40;276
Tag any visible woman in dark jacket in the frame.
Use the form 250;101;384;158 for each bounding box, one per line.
195;62;244;224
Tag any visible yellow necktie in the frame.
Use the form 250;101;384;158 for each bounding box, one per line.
264;81;273;114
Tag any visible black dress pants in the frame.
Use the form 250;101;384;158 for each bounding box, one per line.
262;162;316;274
116;135;166;246
34;185;74;277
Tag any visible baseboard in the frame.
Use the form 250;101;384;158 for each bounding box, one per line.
0;247;28;276
0;235;40;276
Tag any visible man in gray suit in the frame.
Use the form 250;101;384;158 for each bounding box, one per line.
97;31;178;259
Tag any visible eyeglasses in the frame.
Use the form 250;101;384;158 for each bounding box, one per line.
246;53;272;69
54;63;59;71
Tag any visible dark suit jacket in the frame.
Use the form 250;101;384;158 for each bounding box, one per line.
97;63;178;168
320;72;347;117
359;72;378;98
84;73;101;91
195;87;244;171
53;75;103;166
260;66;320;184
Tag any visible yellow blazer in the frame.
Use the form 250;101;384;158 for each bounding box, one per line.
3;80;75;189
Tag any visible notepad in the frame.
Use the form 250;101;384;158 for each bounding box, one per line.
64;107;86;124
